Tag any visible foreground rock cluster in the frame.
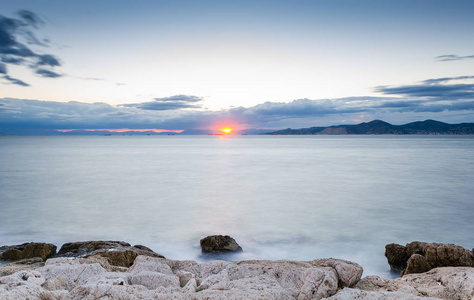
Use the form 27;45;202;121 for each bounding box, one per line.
0;240;473;299
385;241;474;276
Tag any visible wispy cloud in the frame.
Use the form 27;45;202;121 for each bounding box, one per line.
435;54;474;62
35;69;62;78
376;76;474;100
0;10;62;86
122;95;204;111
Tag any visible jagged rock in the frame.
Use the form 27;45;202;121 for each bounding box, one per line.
385;243;410;271
385;241;474;275
404;254;431;275
354;267;474;300
310;258;363;287
127;255;174;275
0;242;57;261
200;235;243;253
56;240;165;267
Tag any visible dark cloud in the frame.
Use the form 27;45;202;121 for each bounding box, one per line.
36;68;61;78
435;54;474;62
2;75;30;86
0;63;6;74
0;10;61;86
376;101;422;108
124;102;202;111
123;95;204;111
1;55;25;64
154;95;203;102
16;10;45;28
36;54;60;67
376;76;474;100
423;76;474;84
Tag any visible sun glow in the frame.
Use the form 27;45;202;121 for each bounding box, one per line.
221;128;233;133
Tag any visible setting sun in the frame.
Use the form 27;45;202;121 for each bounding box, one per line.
221;128;232;133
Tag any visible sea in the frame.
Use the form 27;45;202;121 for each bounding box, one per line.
1;135;473;278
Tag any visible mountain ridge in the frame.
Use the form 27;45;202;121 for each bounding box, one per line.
266;120;474;135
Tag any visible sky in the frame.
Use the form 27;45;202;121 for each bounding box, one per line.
1;0;474;133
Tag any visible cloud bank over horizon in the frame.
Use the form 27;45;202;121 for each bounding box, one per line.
1;76;473;134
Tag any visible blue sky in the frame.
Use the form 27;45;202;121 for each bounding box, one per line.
1;0;473;133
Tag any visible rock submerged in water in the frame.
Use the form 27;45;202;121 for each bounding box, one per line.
385;241;474;275
0;242;57;261
200;235;243;253
56;241;165;267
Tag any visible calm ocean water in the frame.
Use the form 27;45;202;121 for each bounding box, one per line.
1;135;473;278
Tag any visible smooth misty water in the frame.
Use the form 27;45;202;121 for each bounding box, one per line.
1;135;473;277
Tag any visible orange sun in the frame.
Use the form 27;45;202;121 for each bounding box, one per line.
221;128;232;133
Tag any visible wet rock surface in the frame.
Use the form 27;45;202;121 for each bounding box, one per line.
56;240;165;267
385;241;474;275
200;235;243;253
0;242;57;261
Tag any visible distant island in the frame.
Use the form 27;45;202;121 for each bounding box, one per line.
266;120;474;135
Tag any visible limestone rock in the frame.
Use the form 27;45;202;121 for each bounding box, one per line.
310;258;363;287
323;287;442;299
130;270;180;290
0;270;45;286
0;254;366;299
354;267;474;300
42;275;67;291
200;235;243;253
37;258;107;290
0;257;45;276
354;275;390;291
385;241;474;275
68;284;149;300
128;255;174;275
56;240;165;267
298;268;338;300
0;242;57;261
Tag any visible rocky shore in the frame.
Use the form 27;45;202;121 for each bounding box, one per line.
0;239;473;299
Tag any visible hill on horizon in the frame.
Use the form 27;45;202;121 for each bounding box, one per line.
266;120;474;135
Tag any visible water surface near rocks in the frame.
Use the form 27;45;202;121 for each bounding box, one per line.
1;135;473;278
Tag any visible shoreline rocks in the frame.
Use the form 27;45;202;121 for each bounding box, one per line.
56;240;165;267
385;241;474;275
1;240;473;299
0;242;57;261
0;255;363;299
